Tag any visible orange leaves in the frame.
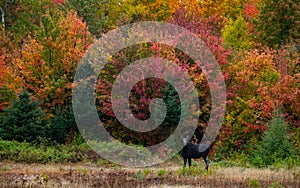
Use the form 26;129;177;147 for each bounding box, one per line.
0;32;23;110
0;32;22;92
224;49;278;148
40;11;91;109
229;49;279;88
196;0;246;19
145;0;178;20
54;12;91;73
0;55;6;80
14;37;45;94
226;43;300;136
8;10;92;112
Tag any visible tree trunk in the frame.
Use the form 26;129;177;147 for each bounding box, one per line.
0;7;4;29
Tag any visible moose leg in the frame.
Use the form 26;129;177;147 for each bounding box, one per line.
183;158;187;167
203;156;210;171
188;158;192;167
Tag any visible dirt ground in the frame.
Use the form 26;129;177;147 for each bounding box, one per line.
0;162;299;188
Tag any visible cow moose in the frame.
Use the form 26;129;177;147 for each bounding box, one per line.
181;126;211;171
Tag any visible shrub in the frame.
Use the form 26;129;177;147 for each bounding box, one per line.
222;16;253;51
0;139;92;163
88;140;153;166
156;169;167;177
249;179;260;188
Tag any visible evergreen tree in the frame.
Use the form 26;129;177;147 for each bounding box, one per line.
48;106;77;144
256;0;300;48
0;90;46;143
65;0;108;37
154;82;181;128
251;112;296;166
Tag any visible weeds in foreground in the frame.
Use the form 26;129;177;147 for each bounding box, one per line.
134;170;145;180
249;179;260;188
0;162;298;188
156;169;167;177
268;182;284;188
1;166;10;171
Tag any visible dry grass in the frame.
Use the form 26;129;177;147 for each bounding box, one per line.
0;162;299;188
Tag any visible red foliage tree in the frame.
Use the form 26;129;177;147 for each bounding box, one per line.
95;6;230;146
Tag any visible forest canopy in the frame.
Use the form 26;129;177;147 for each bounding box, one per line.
0;0;299;160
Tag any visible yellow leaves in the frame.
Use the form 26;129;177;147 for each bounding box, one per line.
176;0;246;19
230;49;279;86
0;55;12;88
191;103;202;116
222;16;254;51
225;113;235;126
199;0;245;18
21;37;44;67
6;10;93;110
146;0;179;20
55;11;92;61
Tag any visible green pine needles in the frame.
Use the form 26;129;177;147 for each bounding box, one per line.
250;111;297;167
0;90;46;143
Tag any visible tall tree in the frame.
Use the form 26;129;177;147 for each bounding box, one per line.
0;29;21;111
256;0;300;48
14;11;91;112
3;0;55;39
65;0;111;36
0;0;17;30
220;44;300;153
223;49;279;152
10;11;92;142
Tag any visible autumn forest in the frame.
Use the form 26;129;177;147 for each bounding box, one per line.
0;1;299;185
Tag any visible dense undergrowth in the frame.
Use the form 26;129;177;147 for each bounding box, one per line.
0;138;298;170
0;139;91;163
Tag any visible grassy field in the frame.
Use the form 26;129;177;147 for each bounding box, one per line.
0;140;299;187
0;161;299;188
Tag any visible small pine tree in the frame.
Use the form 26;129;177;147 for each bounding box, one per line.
48;107;77;144
158;83;181;126
251;113;296;166
0;90;46;143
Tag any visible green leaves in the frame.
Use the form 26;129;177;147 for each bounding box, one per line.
223;16;254;51
0;0;298;156
256;0;300;48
